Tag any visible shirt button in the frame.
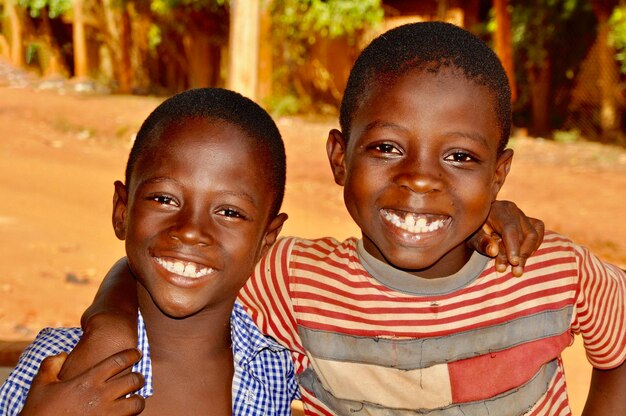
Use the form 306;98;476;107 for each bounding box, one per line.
245;389;256;404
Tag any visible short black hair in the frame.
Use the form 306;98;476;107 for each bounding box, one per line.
340;21;511;153
126;88;286;215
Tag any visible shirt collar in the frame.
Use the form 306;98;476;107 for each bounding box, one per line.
133;302;283;390
133;310;154;398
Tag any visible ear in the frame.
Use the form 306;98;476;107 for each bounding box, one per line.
326;129;348;186
112;180;129;240
257;212;288;261
491;148;514;199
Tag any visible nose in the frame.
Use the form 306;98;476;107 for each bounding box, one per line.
394;156;443;194
168;206;213;246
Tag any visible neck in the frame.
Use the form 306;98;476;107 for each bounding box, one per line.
137;284;234;361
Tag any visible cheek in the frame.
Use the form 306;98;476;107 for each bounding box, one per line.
344;163;378;204
454;177;494;214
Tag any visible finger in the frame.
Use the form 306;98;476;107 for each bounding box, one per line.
495;239;508;273
520;218;544;254
113;394;146;416
35;352;68;383
85;348;141;382
512;218;544;277
500;224;522;266
105;372;145;399
482;222;494;237
468;227;499;258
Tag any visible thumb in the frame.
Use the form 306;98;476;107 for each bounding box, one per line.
35;352;68;383
469;224;500;258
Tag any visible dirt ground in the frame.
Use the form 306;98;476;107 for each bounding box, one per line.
1;84;625;415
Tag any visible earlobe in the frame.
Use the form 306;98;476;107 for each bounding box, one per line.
112;180;129;240
258;213;288;260
326;129;347;186
492;148;514;198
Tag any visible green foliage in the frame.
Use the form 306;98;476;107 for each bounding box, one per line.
25;42;40;64
271;0;383;113
506;0;595;129
510;0;591;68
266;94;301;117
553;128;582;143
147;24;162;50
609;5;626;74
273;0;383;41
150;0;227;15
18;0;71;18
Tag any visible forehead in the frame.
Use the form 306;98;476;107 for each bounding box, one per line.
131;118;273;194
352;68;501;150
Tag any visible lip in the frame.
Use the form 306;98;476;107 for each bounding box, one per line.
379;208;451;245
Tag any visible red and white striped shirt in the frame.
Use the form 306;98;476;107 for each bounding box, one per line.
239;231;626;415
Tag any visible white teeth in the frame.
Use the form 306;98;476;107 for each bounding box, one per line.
382;210;447;234
155;258;213;279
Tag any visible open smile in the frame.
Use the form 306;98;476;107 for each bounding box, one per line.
381;209;450;235
154;257;216;279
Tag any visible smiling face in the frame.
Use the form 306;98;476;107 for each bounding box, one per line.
328;68;513;278
113;117;286;318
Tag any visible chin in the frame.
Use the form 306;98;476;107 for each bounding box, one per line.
156;300;203;320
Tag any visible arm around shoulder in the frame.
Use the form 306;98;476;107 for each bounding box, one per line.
59;258;139;379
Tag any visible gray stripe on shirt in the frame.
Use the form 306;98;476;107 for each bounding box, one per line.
298;307;572;369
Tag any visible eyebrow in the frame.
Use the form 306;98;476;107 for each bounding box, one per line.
443;131;490;147
362;120;410;134
139;177;258;206
363;121;491;148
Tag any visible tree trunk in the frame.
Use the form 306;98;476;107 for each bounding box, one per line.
257;0;273;103
462;0;481;31
102;0;132;93
493;0;516;102
528;57;551;136
183;32;216;89
72;0;88;79
228;0;260;100
6;0;24;67
39;12;68;77
593;4;621;142
118;4;133;93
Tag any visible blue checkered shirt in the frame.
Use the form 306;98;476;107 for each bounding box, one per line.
0;302;299;415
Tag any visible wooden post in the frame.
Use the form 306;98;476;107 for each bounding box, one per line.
493;0;516;102
228;0;261;100
257;0;273;103
6;0;24;67
72;0;88;79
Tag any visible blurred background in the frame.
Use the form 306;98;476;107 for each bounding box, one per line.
1;1;626;415
2;0;626;144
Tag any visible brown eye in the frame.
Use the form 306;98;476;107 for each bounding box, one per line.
217;207;246;220
371;143;401;155
444;151;475;163
149;195;178;206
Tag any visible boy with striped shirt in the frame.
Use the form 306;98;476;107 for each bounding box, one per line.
236;22;626;415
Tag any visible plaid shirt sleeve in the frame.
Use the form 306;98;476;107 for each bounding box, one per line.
231;302;301;415
0;327;82;415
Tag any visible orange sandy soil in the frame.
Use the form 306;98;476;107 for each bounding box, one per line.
1;86;625;415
